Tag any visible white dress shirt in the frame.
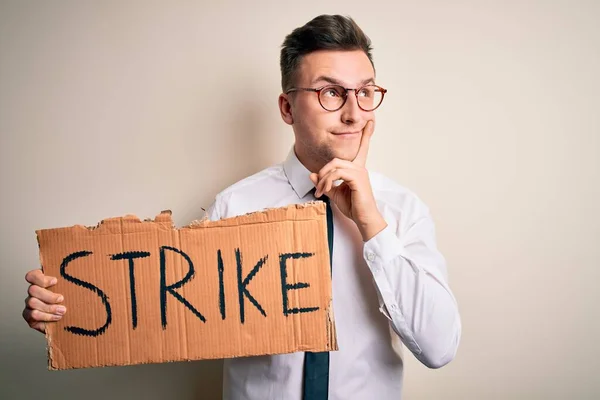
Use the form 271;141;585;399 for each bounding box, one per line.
206;148;461;400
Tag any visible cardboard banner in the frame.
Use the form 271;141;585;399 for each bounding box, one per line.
36;203;337;370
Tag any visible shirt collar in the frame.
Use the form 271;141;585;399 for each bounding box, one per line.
283;146;315;199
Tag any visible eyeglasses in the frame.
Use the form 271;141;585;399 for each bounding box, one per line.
285;84;387;112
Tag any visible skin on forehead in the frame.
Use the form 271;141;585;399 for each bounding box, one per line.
295;49;376;88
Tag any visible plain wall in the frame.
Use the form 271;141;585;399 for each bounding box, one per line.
1;1;598;399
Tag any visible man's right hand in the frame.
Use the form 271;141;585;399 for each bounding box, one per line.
23;269;66;333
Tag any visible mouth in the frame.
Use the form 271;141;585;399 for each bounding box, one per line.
331;131;361;136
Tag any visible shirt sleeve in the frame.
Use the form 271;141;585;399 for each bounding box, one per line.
205;196;221;222
362;203;461;369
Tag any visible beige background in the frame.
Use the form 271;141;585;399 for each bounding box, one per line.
1;1;598;399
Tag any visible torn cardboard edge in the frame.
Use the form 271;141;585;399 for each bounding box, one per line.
56;201;328;231
37;202;338;370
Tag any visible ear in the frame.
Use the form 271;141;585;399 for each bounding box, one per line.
278;93;294;125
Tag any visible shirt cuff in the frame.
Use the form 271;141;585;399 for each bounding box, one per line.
363;224;404;265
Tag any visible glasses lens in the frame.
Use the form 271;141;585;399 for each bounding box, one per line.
357;85;384;111
318;85;346;111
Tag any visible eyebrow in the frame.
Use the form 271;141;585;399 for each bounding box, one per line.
312;76;375;87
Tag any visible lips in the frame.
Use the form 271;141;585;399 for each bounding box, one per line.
332;131;360;136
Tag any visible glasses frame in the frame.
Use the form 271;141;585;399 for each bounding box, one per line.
285;84;387;112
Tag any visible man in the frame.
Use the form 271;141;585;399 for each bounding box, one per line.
23;15;461;400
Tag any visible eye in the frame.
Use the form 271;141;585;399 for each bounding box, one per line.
358;87;374;98
323;87;341;98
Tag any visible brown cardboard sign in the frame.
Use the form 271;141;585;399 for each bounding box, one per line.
36;203;337;370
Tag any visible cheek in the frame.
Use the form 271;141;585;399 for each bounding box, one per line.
295;103;335;140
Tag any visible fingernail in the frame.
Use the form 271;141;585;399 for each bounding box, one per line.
50;278;57;285
52;314;62;321
56;306;66;315
57;295;64;302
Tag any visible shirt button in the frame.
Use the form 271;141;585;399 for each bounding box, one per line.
367;252;376;262
389;304;398;313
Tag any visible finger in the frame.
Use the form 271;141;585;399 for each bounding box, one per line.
316;169;336;197
22;308;47;333
317;158;357;180
353;120;375;167
28;285;64;304
323;174;336;196
22;307;62;324
30;321;47;333
323;169;344;195
310;173;318;186
316;169;357;198
25;296;67;315
25;269;57;288
315;170;335;198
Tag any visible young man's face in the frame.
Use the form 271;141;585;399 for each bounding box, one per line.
279;50;377;171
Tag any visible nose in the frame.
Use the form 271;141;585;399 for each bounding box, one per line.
340;90;362;125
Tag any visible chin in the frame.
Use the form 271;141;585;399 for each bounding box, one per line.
332;147;359;162
313;143;358;163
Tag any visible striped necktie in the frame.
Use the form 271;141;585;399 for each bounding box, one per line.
302;192;334;400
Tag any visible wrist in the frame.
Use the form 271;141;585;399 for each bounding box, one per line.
358;212;387;242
